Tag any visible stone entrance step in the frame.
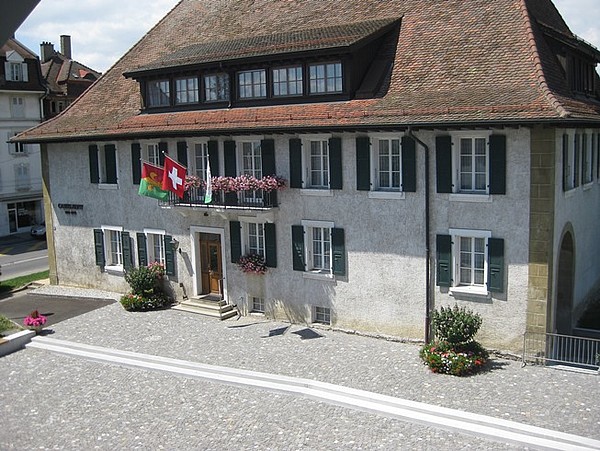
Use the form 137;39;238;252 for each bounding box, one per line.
172;296;238;320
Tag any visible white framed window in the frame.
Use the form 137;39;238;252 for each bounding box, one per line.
251;297;265;313
98;145;118;186
238;139;263;203
10;131;28;155
449;228;491;296
175;77;199;104
273;66;303;96
146;143;161;166
10;97;25;118
193;141;209;181
313;306;331;325
14;163;30;190
302;220;334;275
239;217;266;258
144;229;166;265
238;70;266;99
457;136;488;193
204;73;230;102
5;51;28;82
102;226;124;269
309;62;342;94
300;135;331;191
147;79;170;107
10;62;23;81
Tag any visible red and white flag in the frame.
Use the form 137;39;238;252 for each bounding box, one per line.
161;155;187;199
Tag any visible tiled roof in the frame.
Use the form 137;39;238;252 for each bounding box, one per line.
126;18;400;75
16;0;600;143
41;52;101;96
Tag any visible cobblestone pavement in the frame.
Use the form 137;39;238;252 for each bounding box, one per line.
1;286;599;450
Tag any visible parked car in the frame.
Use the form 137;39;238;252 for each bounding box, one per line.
30;223;46;238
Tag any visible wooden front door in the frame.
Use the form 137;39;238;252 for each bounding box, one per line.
200;238;222;296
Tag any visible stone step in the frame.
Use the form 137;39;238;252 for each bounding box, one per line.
182;298;228;309
172;300;238;320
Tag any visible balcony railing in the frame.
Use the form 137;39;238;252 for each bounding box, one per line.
161;187;278;210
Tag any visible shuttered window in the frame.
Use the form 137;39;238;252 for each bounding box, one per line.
89;144;118;185
292;222;345;277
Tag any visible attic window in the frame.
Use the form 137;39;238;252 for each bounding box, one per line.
309;62;342;94
147;79;170;107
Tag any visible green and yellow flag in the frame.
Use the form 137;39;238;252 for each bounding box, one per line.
139;162;169;201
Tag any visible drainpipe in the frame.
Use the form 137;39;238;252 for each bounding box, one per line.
407;127;432;343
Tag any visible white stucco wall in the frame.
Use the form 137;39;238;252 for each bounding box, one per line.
553;128;600;325
46;127;532;350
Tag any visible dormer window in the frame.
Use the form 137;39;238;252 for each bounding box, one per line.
204;73;230;102
175;77;199;104
147;79;170;107
238;69;267;99
309;62;342;94
273;66;303;96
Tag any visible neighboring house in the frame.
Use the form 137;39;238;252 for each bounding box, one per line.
39;35;101;120
0;38;45;235
14;0;600;352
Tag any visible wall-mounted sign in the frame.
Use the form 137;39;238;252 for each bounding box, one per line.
58;204;83;210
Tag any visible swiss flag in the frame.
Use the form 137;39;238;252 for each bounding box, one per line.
161;155;187;199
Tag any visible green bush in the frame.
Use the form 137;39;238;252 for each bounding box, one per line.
421;305;488;376
121;263;171;312
0;315;19;335
432;304;482;345
124;266;156;296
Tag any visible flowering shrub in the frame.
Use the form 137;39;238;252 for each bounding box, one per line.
420;305;489;376
238;253;267;274
121;263;171;311
23;310;47;329
420;341;488;376
185;175;286;193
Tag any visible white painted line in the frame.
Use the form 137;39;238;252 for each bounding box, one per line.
27;337;600;451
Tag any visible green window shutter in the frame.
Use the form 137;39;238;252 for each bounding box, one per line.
436;234;452;287
131;143;141;185
401;136;416;192
329;137;343;190
159;142;168;166
562;134;569;192
356;136;371;191
89;144;99;184
229;221;242;263
289;138;303;188
488;238;505;293
489;135;506;195
574;134;580;188
177;141;188;167
224;140;237;176
264;223;277;268
105;144;118;184
164;235;176;276
332;227;346;276
208;140;219;176
224;141;237;205
93;229;105;266
261;139;276;176
137;232;147;267
436;136;452;193
121;231;133;271
291;225;305;271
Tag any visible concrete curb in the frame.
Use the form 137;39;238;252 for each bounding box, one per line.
27;336;600;451
0;329;35;357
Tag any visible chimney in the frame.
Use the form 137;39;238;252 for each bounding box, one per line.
40;41;55;63
60;35;72;59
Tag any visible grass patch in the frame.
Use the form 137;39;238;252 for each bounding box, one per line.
0;314;21;335
0;270;49;295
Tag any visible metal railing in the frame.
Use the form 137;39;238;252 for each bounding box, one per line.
522;331;600;370
161;188;278;209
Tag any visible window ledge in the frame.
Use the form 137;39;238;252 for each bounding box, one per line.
104;265;124;275
582;182;594;191
368;191;405;200
303;271;335;281
449;193;491;203
301;189;333;197
563;188;577;199
450;286;489;298
98;183;119;190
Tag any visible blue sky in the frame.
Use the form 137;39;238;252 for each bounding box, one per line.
14;0;600;73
